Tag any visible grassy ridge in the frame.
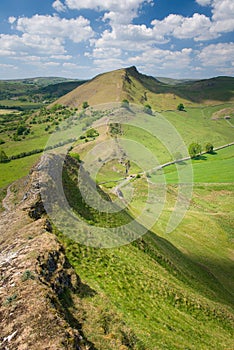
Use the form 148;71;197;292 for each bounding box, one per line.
54;156;234;350
55;67;234;110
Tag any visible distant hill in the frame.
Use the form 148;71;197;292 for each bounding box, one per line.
54;66;234;110
0;77;87;103
156;77;197;85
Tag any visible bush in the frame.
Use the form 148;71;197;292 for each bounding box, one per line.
189;142;202;158
0;149;9;163
121;99;129;108
144;104;152;115
177;103;185;111
205;142;214;154
82;101;89;109
21;270;35;282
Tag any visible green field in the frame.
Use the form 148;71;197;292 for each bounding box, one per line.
0;153;41;188
150;146;234;184
54;154;234;350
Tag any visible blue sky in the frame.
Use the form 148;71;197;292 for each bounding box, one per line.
0;0;233;79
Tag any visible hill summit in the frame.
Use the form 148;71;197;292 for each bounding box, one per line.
54;66;234;110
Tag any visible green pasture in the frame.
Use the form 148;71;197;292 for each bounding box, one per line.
0;153;41;188
150;146;234;184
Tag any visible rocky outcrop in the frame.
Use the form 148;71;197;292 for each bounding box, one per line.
0;163;93;350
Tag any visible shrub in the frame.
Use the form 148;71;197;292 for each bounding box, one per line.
189;142;202;158
144;104;152;115
121;99;129;108
21;270;35;282
177;103;185;111
205;142;214;154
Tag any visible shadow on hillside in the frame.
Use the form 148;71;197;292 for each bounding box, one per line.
134;231;234;308
143;76;234;103
78;281;97;298
59;288;98;350
194;155;207;160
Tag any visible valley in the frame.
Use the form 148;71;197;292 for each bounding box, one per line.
0;66;233;350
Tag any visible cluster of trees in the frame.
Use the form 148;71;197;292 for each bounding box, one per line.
189;142;214;158
109;123;122;136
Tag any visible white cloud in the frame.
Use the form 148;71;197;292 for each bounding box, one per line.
62;62;87;70
8;16;16;24
152;13;218;41
65;0;152;12
51;54;72;60
0;15;94;60
92;57;124;72
211;0;234;33
195;0;212;5
66;0;153;24
198;42;234;67
16;15;94;43
52;0;67;12
43;61;61;67
212;0;234;21
128;47;193;69
0;63;17;69
85;47;122;59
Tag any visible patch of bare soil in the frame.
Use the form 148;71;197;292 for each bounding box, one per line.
211;107;234;120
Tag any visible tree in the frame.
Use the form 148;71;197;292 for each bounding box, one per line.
86;128;99;138
125;160;131;175
17;124;27;135
144;104;152;115
205;142;214;154
0;149;9;163
82;101;89;109
177;103;185;111
189;142;202;158
121;99;129;109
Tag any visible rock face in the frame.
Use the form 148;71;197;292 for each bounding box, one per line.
0;164;91;350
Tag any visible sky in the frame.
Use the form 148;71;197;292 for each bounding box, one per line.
0;0;233;79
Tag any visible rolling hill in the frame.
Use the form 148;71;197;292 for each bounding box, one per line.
55;66;234;110
0;66;234;349
0;77;87;106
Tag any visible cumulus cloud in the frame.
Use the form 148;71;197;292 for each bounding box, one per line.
85;47;122;59
198;42;234;67
0;14;94;61
128;47;193;69
211;0;234;33
66;0;153;24
16;15;94;43
196;0;212;5
152;13;218;41
65;0;152;12
8;16;16;24
52;0;67;12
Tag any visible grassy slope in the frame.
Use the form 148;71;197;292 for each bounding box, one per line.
56;69;127;108
0;153;40;188
55;156;234;350
55;67;234;111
